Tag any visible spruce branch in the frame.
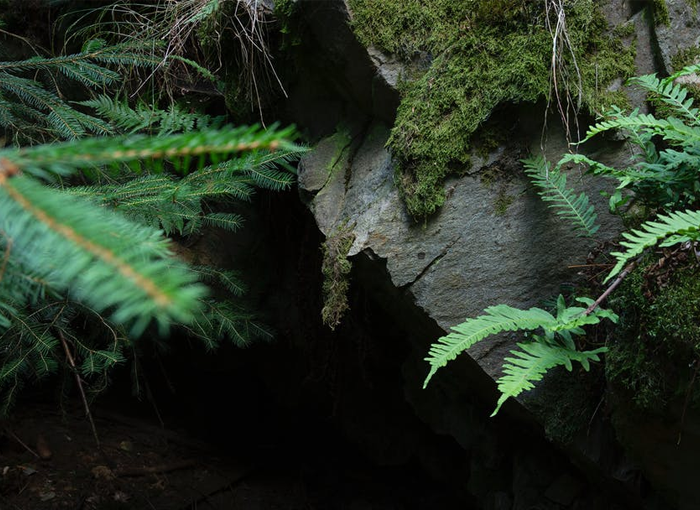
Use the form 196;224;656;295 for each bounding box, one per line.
0;124;302;180
0;174;206;333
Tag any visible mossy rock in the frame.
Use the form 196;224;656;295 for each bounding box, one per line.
606;259;700;414
348;0;636;219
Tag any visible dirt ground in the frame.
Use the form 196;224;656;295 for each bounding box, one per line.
0;399;467;510
0;402;259;510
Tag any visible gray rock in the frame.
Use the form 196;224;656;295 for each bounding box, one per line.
654;0;700;74
300;120;623;381
366;46;405;89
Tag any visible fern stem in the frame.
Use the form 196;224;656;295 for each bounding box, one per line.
583;259;638;315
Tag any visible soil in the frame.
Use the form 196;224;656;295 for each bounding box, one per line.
0;398;468;510
0;402;254;510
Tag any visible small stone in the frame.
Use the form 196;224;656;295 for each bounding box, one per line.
91;465;114;480
119;440;133;452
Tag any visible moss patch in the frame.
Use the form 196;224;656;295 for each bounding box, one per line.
348;0;636;219
527;366;604;445
651;0;670;25
672;45;700;98
606;260;700;414
321;225;356;330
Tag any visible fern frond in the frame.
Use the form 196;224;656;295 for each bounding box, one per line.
560;153;655;188
630;72;700;124
423;305;556;387
493;341;606;416
0;174;207;333
581;112;676;142
523;156;599;237
606;208;700;282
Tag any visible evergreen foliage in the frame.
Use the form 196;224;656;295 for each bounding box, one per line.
0;122;303;412
0;40;159;142
523;156;599;237
424;296;616;416
78;95;226;136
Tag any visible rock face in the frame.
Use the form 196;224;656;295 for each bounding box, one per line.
300;120;623;379
655;0;700;73
286;0;700;507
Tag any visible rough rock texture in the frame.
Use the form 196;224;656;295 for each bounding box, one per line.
301;120;624;379
655;0;700;73
287;0;699;507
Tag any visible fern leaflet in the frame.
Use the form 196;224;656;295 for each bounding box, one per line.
425;296;617;415
606;208;700;282
424;305;556;387
493;341;606;416
523;156;599;237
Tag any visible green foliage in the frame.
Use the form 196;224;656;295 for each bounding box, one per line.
0;122;303;412
79;95;226;136
563;65;700;209
1;123;298;179
349;0;636;218
523;156;599;237
321;226;356;330
558;64;700;283
424;296;616;416
183;265;274;349
607;262;700;413
67;146;299;236
0;41;159;142
605;209;700;282
0;125;299;330
0;173;205;333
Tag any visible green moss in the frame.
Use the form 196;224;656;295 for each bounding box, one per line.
606;261;700;414
671;46;700;71
348;0;636;219
669;46;700;106
273;0;302;48
321;225;355;330
651;0;670;25
493;192;515;216
527;367;603;445
325;128;353;175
